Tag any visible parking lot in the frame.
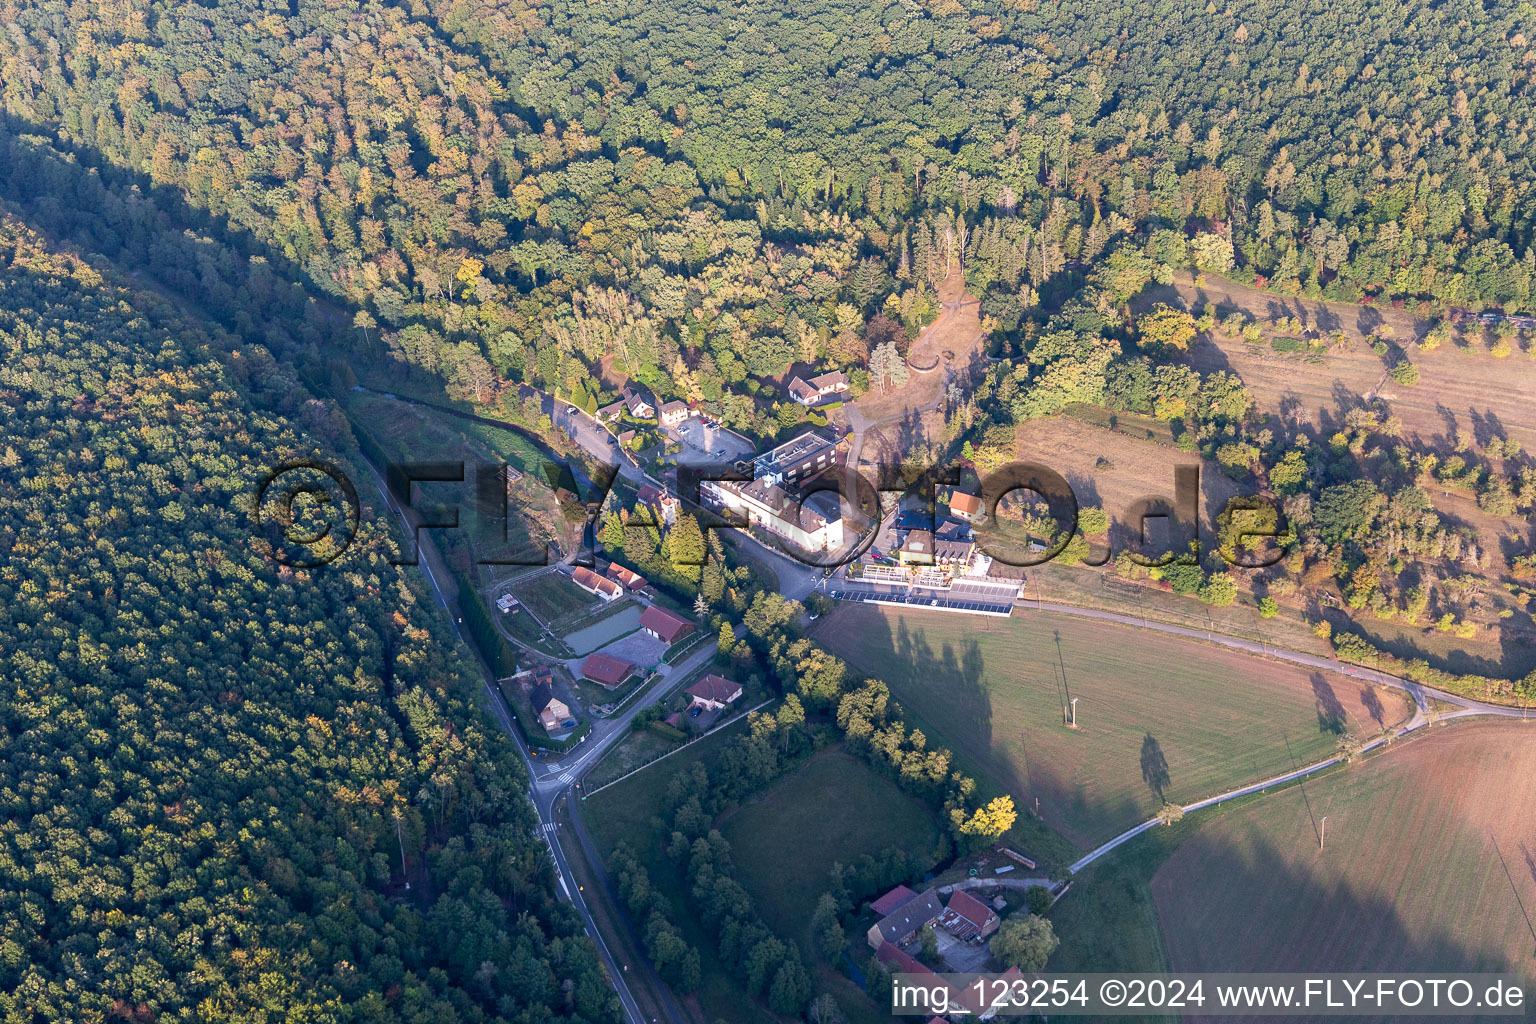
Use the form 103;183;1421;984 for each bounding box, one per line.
662;414;756;467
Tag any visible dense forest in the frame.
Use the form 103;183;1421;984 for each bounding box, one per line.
1;0;1531;433
0;217;618;1023
2;0;1536;1016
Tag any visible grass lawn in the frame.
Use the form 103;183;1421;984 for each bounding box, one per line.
813;604;1413;850
344;391;556;560
583;729;678;791
571;671;647;713
512;573;600;630
719;747;945;956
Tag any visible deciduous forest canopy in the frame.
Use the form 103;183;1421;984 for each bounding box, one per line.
0;0;1534;1018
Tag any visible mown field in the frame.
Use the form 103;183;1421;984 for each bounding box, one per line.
1152;721;1536;995
581;727;920;1024
719;747;944;953
814;605;1412;849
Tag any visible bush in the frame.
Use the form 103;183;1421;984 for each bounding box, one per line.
1258;596;1279;618
1198;572;1238;606
1387;358;1420;386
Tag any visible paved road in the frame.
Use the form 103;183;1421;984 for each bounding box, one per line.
360;459;689;1024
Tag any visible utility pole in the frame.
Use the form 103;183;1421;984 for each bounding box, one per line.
1319;816;1327;851
1070;697;1079;728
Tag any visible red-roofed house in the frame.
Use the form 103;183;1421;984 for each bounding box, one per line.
571;566;623;602
870;885;918;917
605;563;647;591
581;652;637;688
686;674;742;711
948;489;983;523
639;605;695;645
937;888;1000;941
787;370;851;407
874;940;932;977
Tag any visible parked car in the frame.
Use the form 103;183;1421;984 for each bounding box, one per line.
565;405;578;415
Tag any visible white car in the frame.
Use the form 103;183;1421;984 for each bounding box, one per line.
565;405;578;415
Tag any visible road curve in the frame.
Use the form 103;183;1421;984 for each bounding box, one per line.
1036;597;1533;876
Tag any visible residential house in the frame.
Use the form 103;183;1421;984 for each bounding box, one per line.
658;400;690;427
870;885;918;917
596;399;626;423
623;385;656;419
616;428;636;450
639;605;695;645
635;483;678;528
787;370;851;406
686;674;742;710
898;529;934;566
934;518;970;542
581;652;637;688
932;536;976;571
496;594;519;613
571;566;624;602
937;889;1000;941
604;563;647;591
866;888;944;950
948;489;983;523
530;682;574;733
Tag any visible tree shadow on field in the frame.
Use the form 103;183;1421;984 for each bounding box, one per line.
1139;733;1170;802
1311;672;1347;735
1359;686;1385;729
888;613;993;768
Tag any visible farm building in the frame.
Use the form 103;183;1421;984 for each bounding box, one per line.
639;605;695;645
571;566;623;602
866;888;943;950
581;653;638;688
870;885;918;917
937;889;1000;941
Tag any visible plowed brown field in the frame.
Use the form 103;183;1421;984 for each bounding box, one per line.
1152;720;1536;1012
